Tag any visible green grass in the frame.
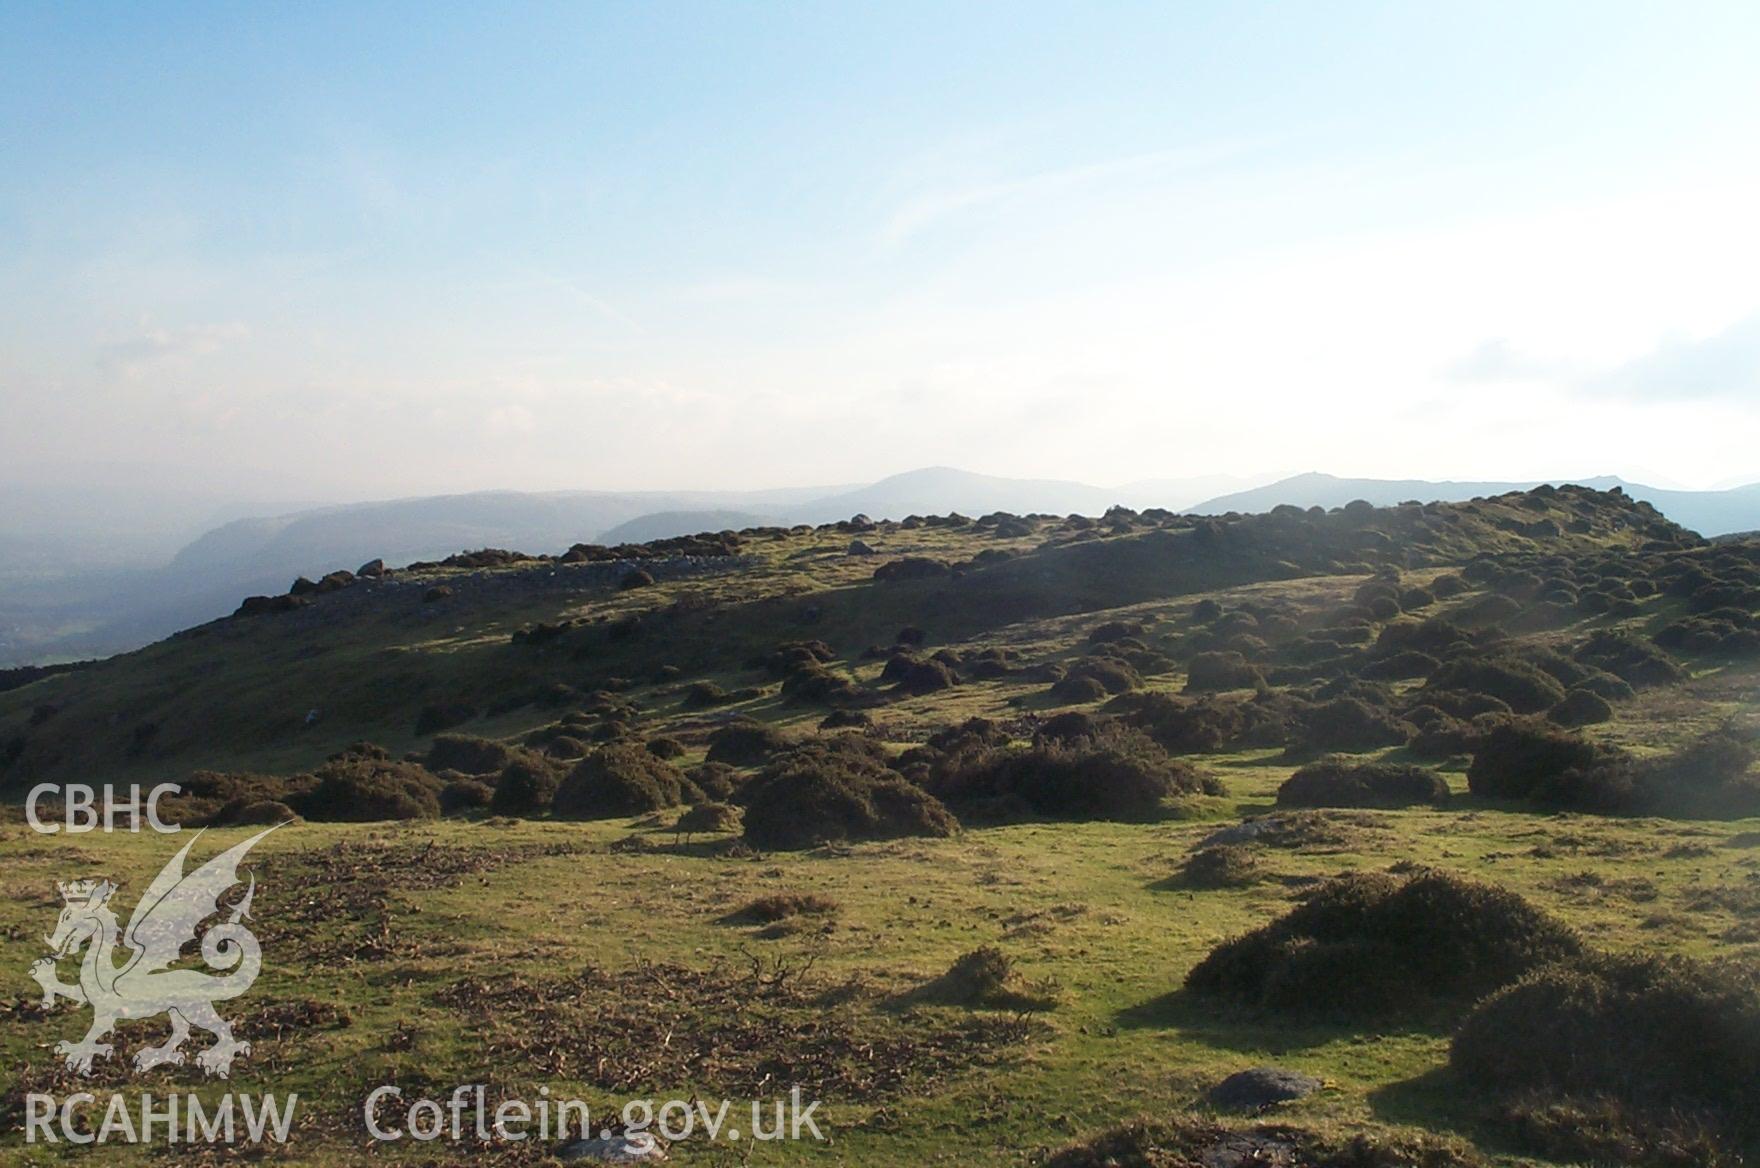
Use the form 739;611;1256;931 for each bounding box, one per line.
4;751;1759;1163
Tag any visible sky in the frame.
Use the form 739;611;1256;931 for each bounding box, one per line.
4;1;1760;507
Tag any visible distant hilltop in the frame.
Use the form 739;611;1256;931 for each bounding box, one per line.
0;466;1756;666
1188;472;1760;538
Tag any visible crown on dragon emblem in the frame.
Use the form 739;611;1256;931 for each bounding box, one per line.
30;826;283;1078
55;878;115;904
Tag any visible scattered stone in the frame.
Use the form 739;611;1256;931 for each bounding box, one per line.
1207;1067;1323;1111
555;1133;667;1162
847;539;877;556
1200;1131;1302;1167
1199;819;1269;848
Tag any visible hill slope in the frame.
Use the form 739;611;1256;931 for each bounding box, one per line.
597;509;777;545
0;484;1695;789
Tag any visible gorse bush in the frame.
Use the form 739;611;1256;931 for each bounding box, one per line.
1114;692;1248;753
1466;719;1605;801
644;736;686;759
425;734;521;775
1609;729;1760;818
1180;844;1259;888
1088;620;1144;644
1469;723;1758;817
740;740;957;850
552;744;690;819
927;721;1218;820
1062;657;1143;695
1286;696;1411;755
674;800;741;835
1574;631;1684;688
1646;729;1759;805
1276;758;1450;809
291;747;443;821
1360;649;1440;680
1047;673;1109;703
1418;689;1513;720
439;778;493;814
488;756;561;816
893;657;959;695
686;761;743;801
682;680;735;709
1185;868;1582;1016
893;716;1013;787
1184;651;1264;692
208;798;298;827
1425;656;1567;714
1452;952;1760;1162
923;945;1017;1006
780;661;866;705
732;891;838;922
1548;687;1614;727
1408;713;1499;760
163;770;310;826
704;721;792;766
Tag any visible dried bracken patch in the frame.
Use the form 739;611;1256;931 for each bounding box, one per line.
252;839;582;963
435;956;1041;1099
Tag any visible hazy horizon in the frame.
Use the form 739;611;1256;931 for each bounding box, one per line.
6;3;1760;506
8;462;1760;554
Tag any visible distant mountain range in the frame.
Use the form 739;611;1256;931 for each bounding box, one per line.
165;467;1265;585
2;465;1757;667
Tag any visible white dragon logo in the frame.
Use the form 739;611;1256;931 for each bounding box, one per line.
28;826;280;1078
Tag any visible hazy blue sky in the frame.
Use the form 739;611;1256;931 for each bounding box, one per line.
4;2;1759;499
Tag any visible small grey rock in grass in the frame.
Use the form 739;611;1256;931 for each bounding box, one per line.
1207;1066;1322;1111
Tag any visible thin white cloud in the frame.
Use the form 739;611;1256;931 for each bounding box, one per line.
879;141;1257;249
485;403;538;436
487;262;640;330
1590;313;1760;399
673;274;795;304
1441;338;1570;383
96;322;248;378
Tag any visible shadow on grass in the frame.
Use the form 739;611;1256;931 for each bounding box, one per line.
1117;989;1371;1052
1367;1067;1535;1160
1006;689;1097;713
1212;750;1289;770
1116;988;1454;1056
875;946;1063;1018
1367;1066;1476;1132
613;830;752;860
1144;868;1313;894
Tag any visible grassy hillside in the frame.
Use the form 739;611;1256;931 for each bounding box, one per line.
3;484;1759;1165
0;484;1687;787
